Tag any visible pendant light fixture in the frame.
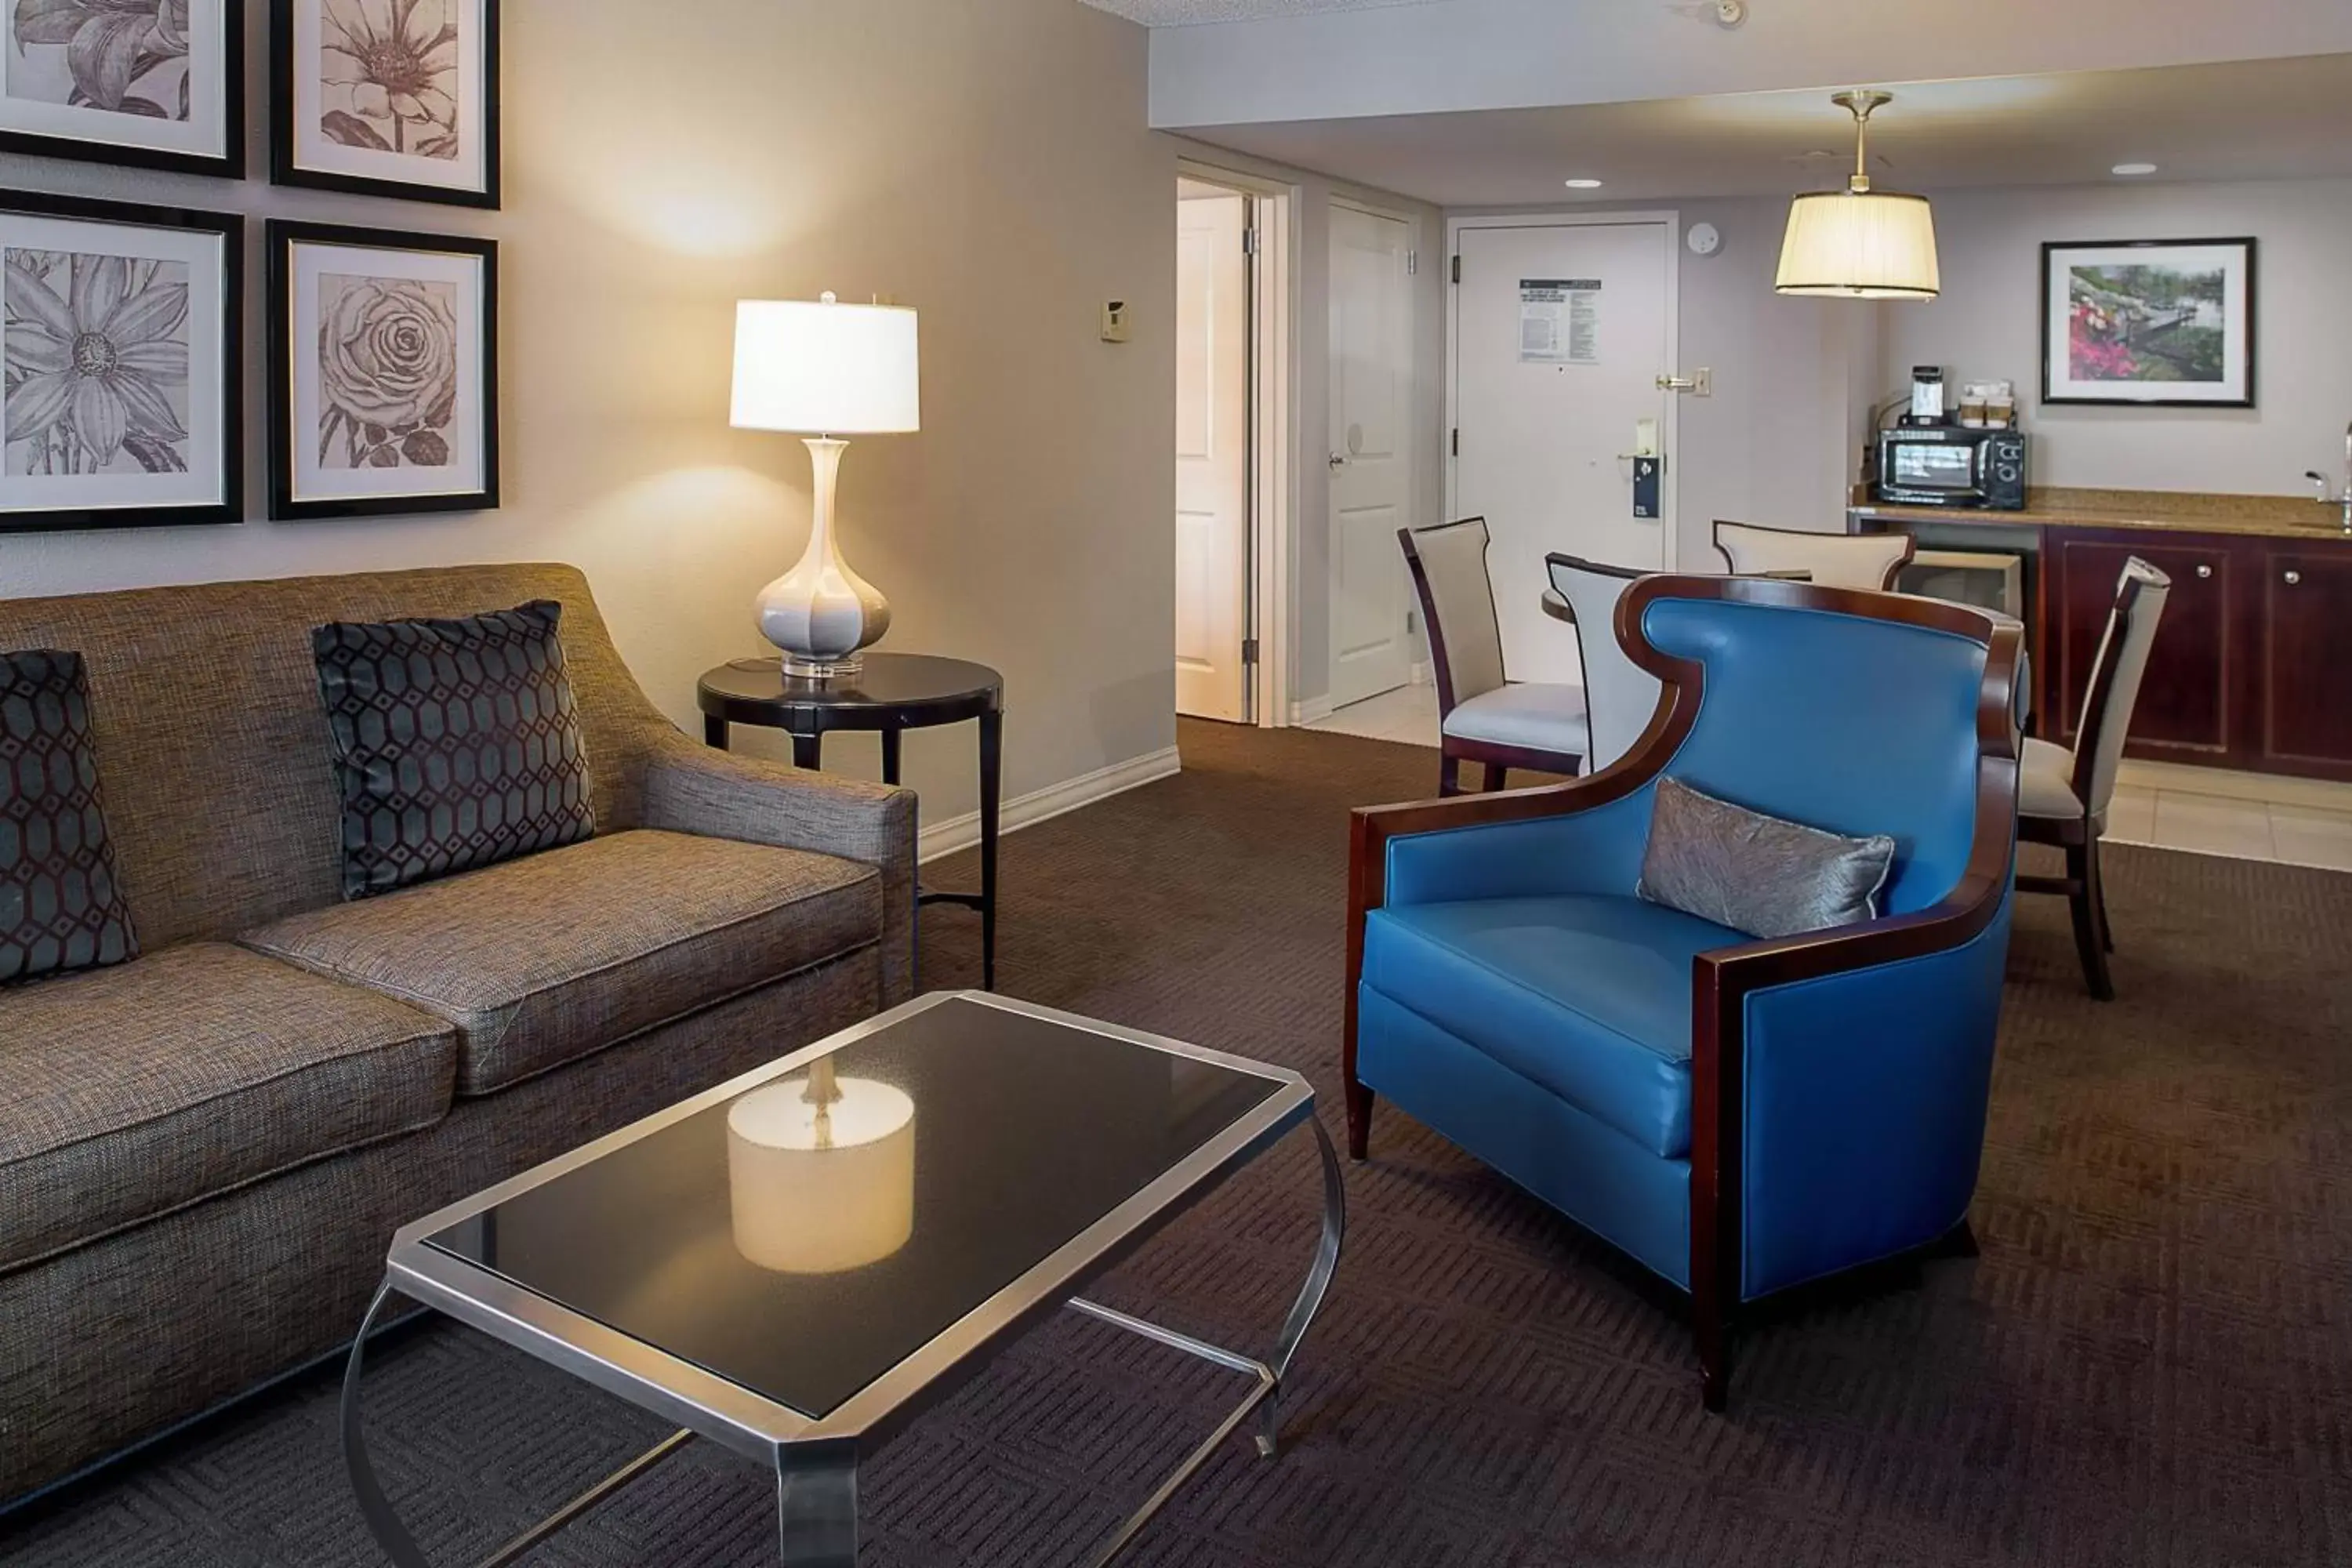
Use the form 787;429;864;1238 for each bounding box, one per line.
1775;90;1941;301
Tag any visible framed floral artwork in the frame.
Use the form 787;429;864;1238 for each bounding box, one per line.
1;191;243;535
0;0;245;176
2042;238;2256;408
267;220;496;520
270;0;498;208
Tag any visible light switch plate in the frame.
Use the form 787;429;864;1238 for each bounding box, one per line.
1101;301;1131;343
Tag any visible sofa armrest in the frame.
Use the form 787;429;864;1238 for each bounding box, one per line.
641;731;918;1005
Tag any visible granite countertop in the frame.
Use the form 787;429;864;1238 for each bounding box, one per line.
1849;487;2352;542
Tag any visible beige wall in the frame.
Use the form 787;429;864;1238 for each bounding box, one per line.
1170;139;1446;711
0;1;1177;829
1881;178;2352;496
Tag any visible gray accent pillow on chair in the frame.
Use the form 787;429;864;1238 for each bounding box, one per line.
1637;775;1896;941
313;600;596;901
2;650;138;984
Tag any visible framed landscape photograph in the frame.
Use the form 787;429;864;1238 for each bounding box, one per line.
271;0;499;208
2042;238;2256;408
267;220;496;520
1;191;242;534
0;0;245;176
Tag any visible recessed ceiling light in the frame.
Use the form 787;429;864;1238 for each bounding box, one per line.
1564;178;1605;189
2111;162;2158;176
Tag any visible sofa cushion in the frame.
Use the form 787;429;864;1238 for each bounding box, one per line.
1362;894;1744;1159
0;943;456;1272
2;650;137;984
241;829;884;1096
312;599;597;901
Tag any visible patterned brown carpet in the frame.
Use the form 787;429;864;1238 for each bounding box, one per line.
7;719;2350;1567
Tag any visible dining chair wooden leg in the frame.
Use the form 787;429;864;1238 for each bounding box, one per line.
2067;840;2116;1002
2092;836;2116;953
1483;764;1509;793
1438;752;1461;798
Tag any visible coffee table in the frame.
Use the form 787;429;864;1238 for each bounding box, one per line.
339;991;1345;1566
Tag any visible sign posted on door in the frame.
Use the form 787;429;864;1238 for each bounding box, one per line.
1518;278;1601;365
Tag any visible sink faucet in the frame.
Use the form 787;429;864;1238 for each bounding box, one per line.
2305;425;2352;532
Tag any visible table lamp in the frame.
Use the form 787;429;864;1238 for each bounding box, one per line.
731;294;921;677
727;1058;916;1274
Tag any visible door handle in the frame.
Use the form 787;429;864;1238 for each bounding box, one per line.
2284;569;2303;586
2197;564;2213;579
1329;454;1348;470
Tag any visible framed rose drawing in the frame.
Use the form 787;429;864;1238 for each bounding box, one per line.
267;220;496;520
0;0;245;176
271;0;499;208
2;191;242;535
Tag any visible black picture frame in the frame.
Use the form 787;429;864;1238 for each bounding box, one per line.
0;0;247;179
2040;237;2257;409
269;0;500;209
0;190;245;535
267;218;499;521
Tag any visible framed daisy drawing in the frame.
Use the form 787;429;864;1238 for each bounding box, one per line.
267;220;497;520
270;0;499;208
0;0;245;176
0;191;243;535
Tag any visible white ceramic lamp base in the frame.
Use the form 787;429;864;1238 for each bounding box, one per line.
757;436;891;678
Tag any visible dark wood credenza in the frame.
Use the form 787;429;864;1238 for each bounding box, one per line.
1851;489;2352;784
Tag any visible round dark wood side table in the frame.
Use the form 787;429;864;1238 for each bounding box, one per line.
698;653;1004;989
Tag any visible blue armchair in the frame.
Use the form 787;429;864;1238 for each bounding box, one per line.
1343;575;2024;1409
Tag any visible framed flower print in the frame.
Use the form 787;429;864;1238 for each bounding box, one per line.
0;0;245;176
2042;238;2257;408
1;191;243;535
271;0;499;208
267;220;496;520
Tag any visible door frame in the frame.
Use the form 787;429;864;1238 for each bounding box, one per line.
1178;157;1299;729
1327;191;1426;715
1445;209;1684;571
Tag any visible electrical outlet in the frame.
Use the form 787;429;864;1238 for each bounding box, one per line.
1101;301;1131;343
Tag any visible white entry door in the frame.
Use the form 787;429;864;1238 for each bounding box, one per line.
1453;220;1674;686
1175;184;1253;722
1328;203;1415;711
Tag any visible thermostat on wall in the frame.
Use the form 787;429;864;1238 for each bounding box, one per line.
1687;223;1722;257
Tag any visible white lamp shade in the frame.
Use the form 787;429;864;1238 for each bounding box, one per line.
1775;191;1941;300
731;297;921;434
727;1076;916;1274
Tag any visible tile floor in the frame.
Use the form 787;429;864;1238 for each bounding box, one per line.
1308;681;2352;873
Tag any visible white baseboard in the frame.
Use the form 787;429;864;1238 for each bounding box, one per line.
1409;661;1432;686
1288;694;1337;727
918;746;1182;863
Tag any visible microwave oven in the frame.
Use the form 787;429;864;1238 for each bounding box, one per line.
1875;426;2027;510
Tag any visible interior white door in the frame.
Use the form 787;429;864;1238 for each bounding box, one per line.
1327;204;1415;712
1174;187;1253;723
1454;221;1672;686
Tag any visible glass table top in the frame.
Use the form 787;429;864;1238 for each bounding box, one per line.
422;996;1290;1423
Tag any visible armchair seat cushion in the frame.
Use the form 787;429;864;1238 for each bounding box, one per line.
0;943;456;1272
2018;737;2085;818
1361;894;1741;1159
241;829;882;1096
1441;684;1589;757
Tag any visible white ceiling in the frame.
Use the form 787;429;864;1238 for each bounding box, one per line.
1081;0;1439;26
1181;54;2352;205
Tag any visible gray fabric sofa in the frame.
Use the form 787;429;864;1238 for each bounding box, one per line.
0;563;916;1502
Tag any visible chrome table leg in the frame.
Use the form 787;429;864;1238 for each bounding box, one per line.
341;1279;694;1568
777;1447;859;1566
1065;1111;1348;1564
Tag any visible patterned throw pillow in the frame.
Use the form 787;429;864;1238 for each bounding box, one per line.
312;600;597;901
2;651;138;984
